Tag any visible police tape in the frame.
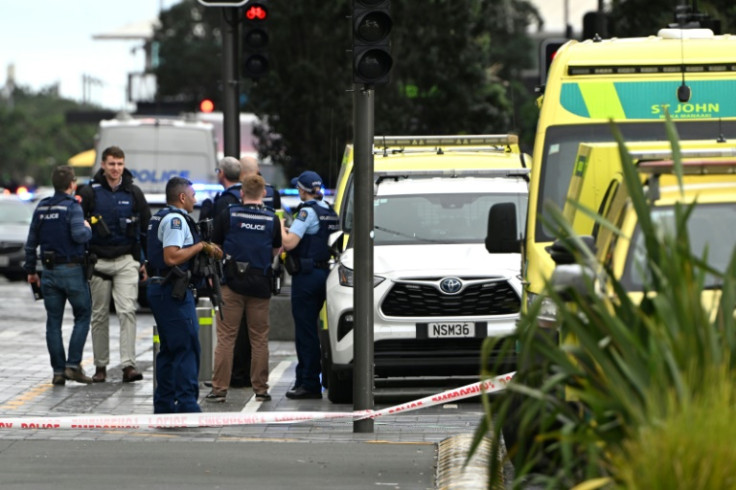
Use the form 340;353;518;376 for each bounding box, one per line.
0;372;514;430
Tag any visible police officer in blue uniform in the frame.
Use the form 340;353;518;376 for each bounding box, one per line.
24;166;94;385
77;145;150;383
281;171;339;399
146;177;222;413
213;156;244;218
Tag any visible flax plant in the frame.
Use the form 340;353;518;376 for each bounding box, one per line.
468;118;736;489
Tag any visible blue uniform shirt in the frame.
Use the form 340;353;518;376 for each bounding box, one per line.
158;206;196;249
289;199;326;238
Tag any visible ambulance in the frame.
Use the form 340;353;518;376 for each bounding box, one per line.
487;26;736;322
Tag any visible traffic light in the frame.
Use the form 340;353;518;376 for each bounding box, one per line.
199;98;215;113
352;0;393;86
539;38;567;84
582;11;609;40
242;1;269;79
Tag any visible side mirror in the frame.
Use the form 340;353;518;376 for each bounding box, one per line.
546;235;596;265
485;202;520;254
328;231;345;258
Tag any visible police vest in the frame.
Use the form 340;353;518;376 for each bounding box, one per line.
292;201;339;262
146;207;201;274
89;183;138;247
34;194;86;261
215;184;241;207
223;204;275;275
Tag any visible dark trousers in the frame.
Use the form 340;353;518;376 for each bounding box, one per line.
230;314;252;386
148;282;201;414
291;268;328;393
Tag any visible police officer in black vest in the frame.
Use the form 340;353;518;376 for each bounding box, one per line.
281;171;339;399
24;166;94;385
146;177;223;413
77;146;150;383
206;174;282;402
226;156;284;389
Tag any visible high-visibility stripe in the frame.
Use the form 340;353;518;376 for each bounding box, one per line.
579;82;626;118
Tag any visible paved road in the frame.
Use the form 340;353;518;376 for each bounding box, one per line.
0;278;496;489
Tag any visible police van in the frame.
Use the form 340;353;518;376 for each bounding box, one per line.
93;115;220;195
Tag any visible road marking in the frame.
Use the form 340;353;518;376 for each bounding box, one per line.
241;360;291;413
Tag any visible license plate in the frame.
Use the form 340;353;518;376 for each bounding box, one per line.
428;322;475;338
0;256;9;267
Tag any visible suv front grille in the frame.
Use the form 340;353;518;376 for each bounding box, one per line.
380;279;519;317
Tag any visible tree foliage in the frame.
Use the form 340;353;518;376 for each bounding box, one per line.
609;0;736;36
0;87;96;188
152;0;540;185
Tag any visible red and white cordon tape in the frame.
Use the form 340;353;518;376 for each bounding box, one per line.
0;372;514;430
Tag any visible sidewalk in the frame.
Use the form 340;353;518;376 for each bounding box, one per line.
0;285;493;488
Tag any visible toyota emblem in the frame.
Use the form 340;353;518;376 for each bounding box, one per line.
439;277;462;295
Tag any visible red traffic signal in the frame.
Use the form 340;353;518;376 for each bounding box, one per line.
199;98;215;113
245;4;267;20
242;1;270;79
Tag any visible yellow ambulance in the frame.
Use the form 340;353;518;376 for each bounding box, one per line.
488;26;736;319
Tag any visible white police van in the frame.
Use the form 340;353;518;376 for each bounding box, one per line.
93;114;220;194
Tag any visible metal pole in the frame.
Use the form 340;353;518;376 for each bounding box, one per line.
221;8;241;158
353;84;375;433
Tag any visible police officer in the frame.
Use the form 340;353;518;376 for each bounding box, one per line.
214;156;244;217
281;171;339;399
240;155;282;212
77;145;151;383
146;177;222;413
226;156;284;389
206;174;282;403
24;166;94;385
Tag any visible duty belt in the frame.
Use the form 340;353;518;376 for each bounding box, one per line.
55;256;85;264
314;261;330;269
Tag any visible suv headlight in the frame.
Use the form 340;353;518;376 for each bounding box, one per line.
527;292;558;329
338;264;385;288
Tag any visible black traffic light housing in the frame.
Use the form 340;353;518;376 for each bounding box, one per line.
352;0;393;86
582;11;609;40
539;38;567;84
242;1;270;80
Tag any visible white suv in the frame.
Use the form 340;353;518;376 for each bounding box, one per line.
324;170;528;402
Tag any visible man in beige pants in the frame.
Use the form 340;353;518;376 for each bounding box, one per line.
206;175;282;402
77;146;151;383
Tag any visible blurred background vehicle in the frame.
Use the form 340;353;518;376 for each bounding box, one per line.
0;196;34;281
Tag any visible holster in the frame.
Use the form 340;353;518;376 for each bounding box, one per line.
92;215;111;238
163;266;190;301
224;258;249;281
284;254;301;275
271;264;283;295
42;251;56;270
83;252;98;281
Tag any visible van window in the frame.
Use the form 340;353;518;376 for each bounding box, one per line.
536;120;736;242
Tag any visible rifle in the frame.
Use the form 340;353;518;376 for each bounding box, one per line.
194;218;225;320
